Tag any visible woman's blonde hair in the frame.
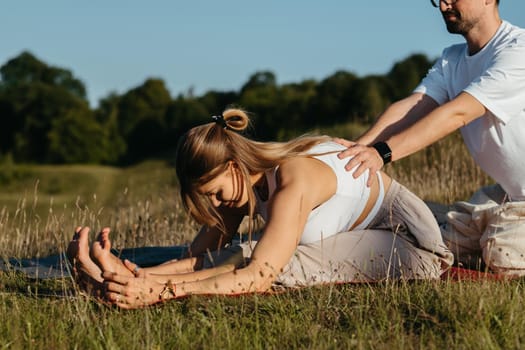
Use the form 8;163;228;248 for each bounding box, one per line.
175;107;330;232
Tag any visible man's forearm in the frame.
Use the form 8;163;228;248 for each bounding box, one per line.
386;92;484;162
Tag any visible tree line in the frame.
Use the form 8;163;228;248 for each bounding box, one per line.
0;51;434;165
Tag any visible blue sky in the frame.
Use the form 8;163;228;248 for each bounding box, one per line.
2;1;524;107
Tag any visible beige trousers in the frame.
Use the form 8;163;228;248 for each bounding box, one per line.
204;181;453;287
436;184;525;276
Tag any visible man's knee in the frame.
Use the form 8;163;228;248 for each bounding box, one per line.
482;237;525;275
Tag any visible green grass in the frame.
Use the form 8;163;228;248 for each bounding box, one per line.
0;160;177;221
0;129;517;349
1;273;524;349
0;159;196;259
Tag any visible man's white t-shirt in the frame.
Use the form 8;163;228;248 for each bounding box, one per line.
414;21;525;200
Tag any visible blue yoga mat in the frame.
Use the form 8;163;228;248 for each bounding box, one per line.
0;246;188;279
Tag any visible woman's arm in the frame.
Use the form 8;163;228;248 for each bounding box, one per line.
187;203;247;257
131;205;248;276
113;261;238;289
104;157;337;308
176;158;335;295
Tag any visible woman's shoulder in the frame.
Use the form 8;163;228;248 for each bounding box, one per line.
275;154;337;203
277;153;335;185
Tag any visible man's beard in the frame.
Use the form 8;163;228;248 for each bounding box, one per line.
443;11;475;35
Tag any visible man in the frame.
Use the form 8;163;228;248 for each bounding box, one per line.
337;0;525;275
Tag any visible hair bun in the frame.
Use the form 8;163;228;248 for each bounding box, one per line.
222;108;249;131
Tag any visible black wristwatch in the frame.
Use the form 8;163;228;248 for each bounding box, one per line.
372;141;392;165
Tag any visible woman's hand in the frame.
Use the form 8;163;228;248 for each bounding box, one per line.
102;271;169;309
123;259;147;278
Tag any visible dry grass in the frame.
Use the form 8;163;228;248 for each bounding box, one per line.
388;131;492;204
1;130;516;350
0;160;198;260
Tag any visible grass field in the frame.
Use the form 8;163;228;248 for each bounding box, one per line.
2;131;521;350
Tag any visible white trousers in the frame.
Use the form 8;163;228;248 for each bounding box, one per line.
437;184;525;276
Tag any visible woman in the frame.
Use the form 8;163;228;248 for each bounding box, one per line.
68;107;453;309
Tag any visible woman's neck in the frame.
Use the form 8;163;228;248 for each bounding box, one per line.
251;172;268;201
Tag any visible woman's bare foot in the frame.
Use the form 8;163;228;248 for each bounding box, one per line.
91;228;134;277
66;227;104;296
